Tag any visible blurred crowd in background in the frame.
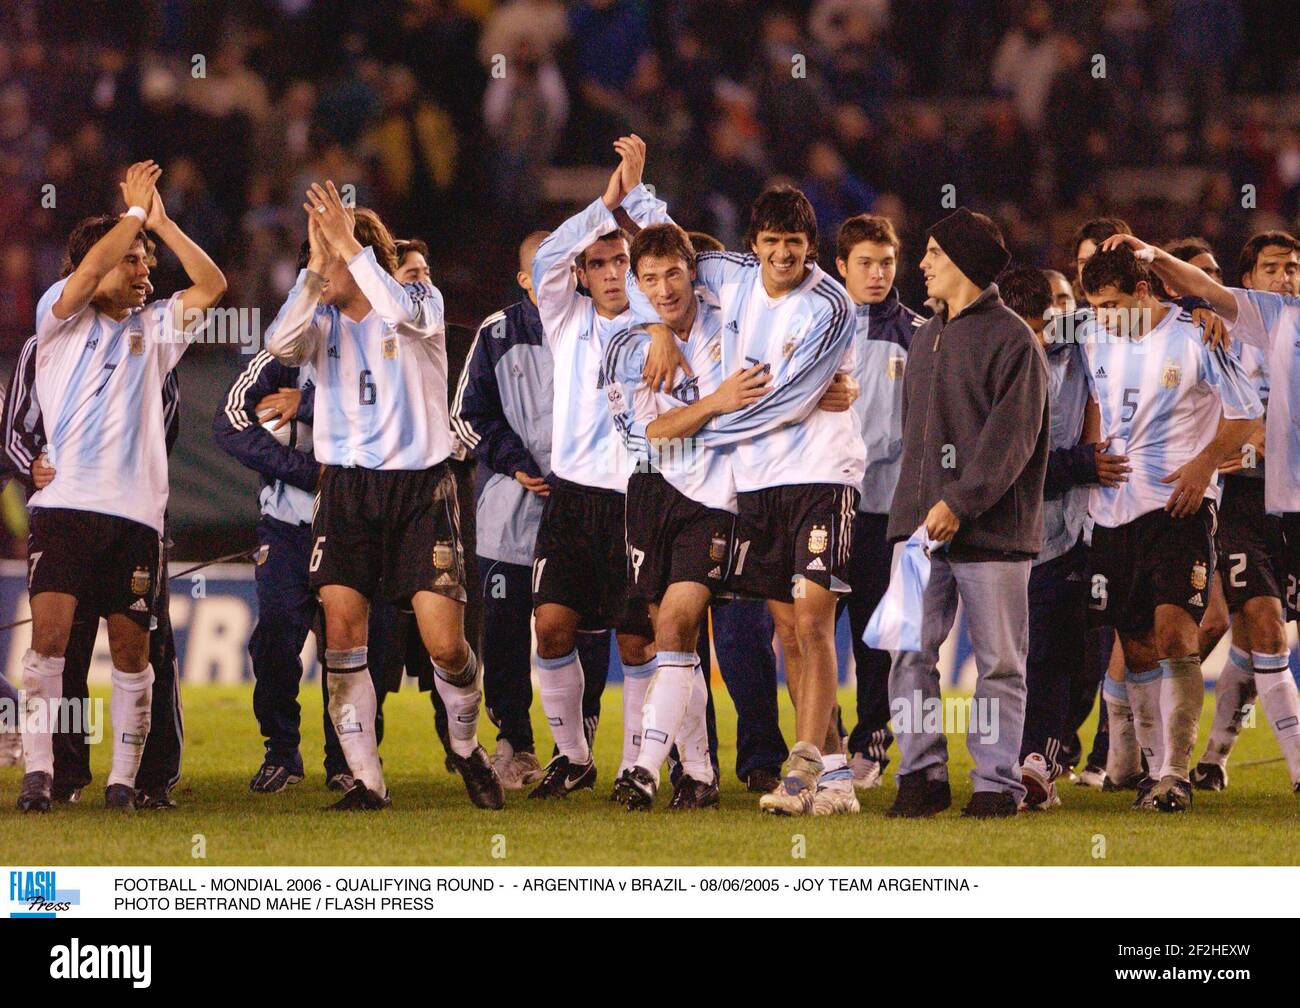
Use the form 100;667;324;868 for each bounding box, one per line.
2;0;1300;356
0;0;1297;544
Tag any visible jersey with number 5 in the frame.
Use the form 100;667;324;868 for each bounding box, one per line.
1082;306;1262;528
264;246;449;470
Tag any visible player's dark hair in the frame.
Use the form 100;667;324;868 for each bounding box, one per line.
687;230;724;254
1163;235;1213;262
61;214;155;277
353;207;399;275
1235;230;1300;285
745;185;818;261
630;223;697;277
395;237;429;264
1149;236;1216;297
1081;243;1147;296
1072;216;1131;261
997;265;1052;323
575;230;628;270
836;213;901;263
296;239;311;271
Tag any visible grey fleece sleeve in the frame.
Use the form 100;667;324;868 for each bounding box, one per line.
940;335;1047;522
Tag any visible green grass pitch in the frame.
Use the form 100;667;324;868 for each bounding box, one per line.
1;684;1297;866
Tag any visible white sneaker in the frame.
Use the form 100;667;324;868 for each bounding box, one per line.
1020;753;1054;809
0;729;21;767
490;743;544;791
759;743;822;816
1075;764;1106;788
849;753;883;790
812;778;861;816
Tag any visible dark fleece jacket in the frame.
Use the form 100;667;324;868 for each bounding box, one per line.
887;284;1049;556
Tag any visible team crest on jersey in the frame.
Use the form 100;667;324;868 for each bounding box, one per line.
433;541;455;571
129;331;144;356
709;533;727;562
1160;361;1182;388
886;355;905;380
130;567;151;596
807;525;828;555
783;336;798;358
383;336;398;360
1190;560;1207;592
709;340;722;363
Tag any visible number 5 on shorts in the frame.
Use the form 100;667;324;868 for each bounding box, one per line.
310;536;326;573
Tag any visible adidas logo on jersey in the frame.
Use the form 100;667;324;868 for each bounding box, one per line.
129;598;149;612
726;320;739;333
707;566;722;579
806;556;826;572
1094;366;1107;378
1188;592;1204;607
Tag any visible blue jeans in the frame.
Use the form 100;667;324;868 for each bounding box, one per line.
888;552;1031;802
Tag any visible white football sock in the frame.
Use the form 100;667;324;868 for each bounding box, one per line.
432;650;482;758
634;650;694;777
20;649;63;776
1102;677;1142;783
1126;665;1164;779
677;663;714;785
536;648;589;764
620;656;655;774
1158;656;1204;781
1253;651;1300;786
108;664;154;788
325;647;385;794
1201;646;1256;767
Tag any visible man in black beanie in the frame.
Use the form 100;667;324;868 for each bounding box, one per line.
884;207;1050;819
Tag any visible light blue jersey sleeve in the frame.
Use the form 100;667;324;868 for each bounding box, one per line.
1200;340;1264;420
600;325;654;458
1228;287;1299;350
264;269;329;365
693;251;758;298
532;197;617;348
693;281;854;447
347;245;443;339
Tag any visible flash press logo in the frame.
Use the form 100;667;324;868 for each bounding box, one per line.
49;939;151;988
8;869;78;918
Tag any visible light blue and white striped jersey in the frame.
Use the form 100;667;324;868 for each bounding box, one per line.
684;253;865;493
532;183;668;491
1081;304;1263;528
264;246;449;469
601;294;736;512
30;279;199;533
1225;288;1300;513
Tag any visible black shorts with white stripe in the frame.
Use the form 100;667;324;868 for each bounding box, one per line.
728;483;859;602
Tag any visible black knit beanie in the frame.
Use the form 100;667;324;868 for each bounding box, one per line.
926;208;1010;289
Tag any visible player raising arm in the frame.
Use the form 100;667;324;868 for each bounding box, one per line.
18;161;225;813
265;183;502;813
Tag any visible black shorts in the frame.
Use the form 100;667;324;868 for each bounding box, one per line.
624;470;735;605
533;477;651;636
27;508;161;630
1216;477;1285;611
310;463;466;605
1088;501;1217;634
1283;512;1300;621
729;483;859;602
